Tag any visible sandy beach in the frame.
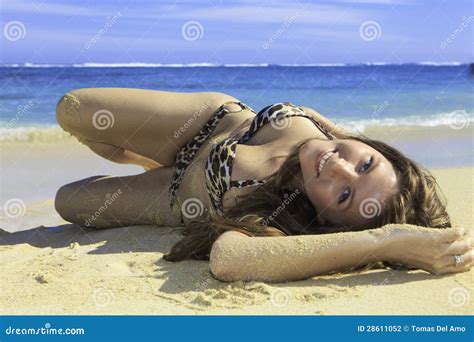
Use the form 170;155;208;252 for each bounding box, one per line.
0;133;472;315
2;6;473;342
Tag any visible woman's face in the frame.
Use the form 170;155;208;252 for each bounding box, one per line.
296;138;398;229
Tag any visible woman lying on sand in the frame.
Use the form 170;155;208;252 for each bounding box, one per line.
54;88;473;282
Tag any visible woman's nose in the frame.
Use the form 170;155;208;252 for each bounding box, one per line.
327;157;357;180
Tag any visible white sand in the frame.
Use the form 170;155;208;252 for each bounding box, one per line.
0;142;472;314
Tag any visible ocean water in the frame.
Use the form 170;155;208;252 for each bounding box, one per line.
2;63;473;128
1;63;473;166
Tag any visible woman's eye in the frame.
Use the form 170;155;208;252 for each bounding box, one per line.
339;188;351;203
360;156;373;172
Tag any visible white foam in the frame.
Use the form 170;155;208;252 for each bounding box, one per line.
71;62;222;68
2;111;472;143
0;125;73;143
223;63;270;67
362;62;390;66
416;61;464;66
1;62;469;68
277;63;347;67
343;111;474;132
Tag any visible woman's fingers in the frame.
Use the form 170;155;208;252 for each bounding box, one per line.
443;236;473;255
435;265;472;275
468;228;474;247
436;262;472;275
439;250;473;271
436;232;473;275
388;225;473;275
439;226;466;243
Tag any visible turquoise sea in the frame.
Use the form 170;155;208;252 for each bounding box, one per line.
1;63;473;167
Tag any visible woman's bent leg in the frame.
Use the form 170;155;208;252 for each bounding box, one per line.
76;137;162;170
54;167;180;228
55;88;239;166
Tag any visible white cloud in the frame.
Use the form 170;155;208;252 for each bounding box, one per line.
334;0;407;4
2;0;113;17
3;1;372;27
171;4;370;25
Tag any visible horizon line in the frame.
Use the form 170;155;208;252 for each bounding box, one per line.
1;61;471;68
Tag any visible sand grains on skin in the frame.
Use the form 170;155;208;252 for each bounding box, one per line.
0;168;473;314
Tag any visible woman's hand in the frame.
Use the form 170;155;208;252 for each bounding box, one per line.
382;224;473;275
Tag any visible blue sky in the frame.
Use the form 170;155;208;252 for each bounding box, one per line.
1;0;472;65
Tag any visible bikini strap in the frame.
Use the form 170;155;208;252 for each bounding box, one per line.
220;138;266;190
239;102;334;142
282;112;335;140
220;101;255;114
229;178;266;189
169;101;249;211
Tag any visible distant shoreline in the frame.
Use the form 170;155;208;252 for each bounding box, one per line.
0;62;471;68
2;118;472;143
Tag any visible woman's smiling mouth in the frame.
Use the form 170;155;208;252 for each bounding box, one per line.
316;150;335;177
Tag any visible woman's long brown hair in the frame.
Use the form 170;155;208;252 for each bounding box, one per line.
164;132;451;272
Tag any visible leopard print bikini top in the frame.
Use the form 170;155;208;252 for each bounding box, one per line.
169;101;333;223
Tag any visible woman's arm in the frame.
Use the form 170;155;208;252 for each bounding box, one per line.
300;106;352;139
209;225;472;282
210;229;383;282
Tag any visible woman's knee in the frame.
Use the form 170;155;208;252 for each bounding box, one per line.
54;176;105;225
56;91;83;134
54;182;78;223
